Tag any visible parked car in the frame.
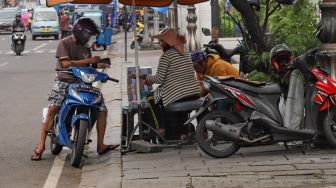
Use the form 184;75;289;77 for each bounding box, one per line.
0;8;18;34
31;7;60;40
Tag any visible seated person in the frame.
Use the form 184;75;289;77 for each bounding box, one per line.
134;28;200;140
191;51;239;96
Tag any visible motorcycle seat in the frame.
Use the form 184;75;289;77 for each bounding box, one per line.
165;94;203;112
222;79;281;94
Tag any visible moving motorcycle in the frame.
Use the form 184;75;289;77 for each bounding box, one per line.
187;47;336;158
48;58;119;167
130;22;144;49
11;26;26;56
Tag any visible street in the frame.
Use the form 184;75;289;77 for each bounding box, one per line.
0;33;93;188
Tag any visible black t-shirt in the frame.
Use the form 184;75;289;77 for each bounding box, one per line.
55;36;91;83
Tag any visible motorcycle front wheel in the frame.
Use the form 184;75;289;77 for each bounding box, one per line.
71;120;88;167
196;110;241;158
323;108;336;147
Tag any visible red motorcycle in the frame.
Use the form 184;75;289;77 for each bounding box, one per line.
187;46;336;158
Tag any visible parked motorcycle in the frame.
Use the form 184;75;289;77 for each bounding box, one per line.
11;27;26;56
48;58;119;167
187;48;336;158
201;28;243;65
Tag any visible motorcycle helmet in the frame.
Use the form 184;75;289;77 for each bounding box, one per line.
15;13;21;21
270;44;295;73
191;51;207;74
73;17;99;45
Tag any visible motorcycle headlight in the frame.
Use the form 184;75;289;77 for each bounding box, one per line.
80;71;97;83
93;94;102;104
70;88;82;101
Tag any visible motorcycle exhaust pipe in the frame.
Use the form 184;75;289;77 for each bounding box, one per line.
205;120;244;141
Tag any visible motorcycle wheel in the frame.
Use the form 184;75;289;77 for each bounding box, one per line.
50;115;63;155
71;120;88;167
323;108;336;147
196;110;241;158
130;41;135;49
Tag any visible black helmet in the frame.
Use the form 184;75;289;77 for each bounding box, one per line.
270;44;295;73
73;17;99;45
15;13;21;20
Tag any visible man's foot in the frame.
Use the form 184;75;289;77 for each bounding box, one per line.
31;147;44;161
97;144;120;155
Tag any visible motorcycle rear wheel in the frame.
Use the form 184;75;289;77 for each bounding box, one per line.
196;110;241;158
71;120;88;167
323;108;336;147
50;135;63;155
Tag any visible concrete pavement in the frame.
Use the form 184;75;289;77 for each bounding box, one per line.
78;32;336;188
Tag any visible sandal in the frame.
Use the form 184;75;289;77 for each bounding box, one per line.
31;148;43;161
98;144;120;155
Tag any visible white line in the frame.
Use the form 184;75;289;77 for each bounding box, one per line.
42;153;66;188
35;50;44;53
24;50;30;54
49;50;56;53
0;62;8;67
1;38;5;41
33;43;47;51
5;51;13;54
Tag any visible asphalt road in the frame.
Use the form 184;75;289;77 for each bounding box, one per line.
0;33;95;188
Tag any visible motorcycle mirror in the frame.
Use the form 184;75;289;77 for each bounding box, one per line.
202;28;211;36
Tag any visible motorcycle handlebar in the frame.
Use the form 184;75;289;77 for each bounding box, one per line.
108;77;119;83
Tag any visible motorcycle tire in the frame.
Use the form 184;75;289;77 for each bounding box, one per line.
50;136;63;155
323;108;336;148
50;114;63;155
16;51;21;55
71;120;88;167
196;110;241;158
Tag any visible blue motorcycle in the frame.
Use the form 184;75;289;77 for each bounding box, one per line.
48;60;118;167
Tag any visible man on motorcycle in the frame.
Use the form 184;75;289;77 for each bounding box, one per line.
12;13;24;31
12;13;25;46
191;51;239;96
31;18;119;161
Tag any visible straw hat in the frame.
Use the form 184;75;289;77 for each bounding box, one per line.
152;28;186;55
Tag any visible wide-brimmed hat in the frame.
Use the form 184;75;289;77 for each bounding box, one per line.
152;28;186;55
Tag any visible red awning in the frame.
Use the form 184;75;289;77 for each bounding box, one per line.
119;0;208;7
47;0;208;7
47;0;113;7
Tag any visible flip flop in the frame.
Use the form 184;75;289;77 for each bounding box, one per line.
98;144;120;155
31;148;43;161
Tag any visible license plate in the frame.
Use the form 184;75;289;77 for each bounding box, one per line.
76;85;100;95
42;28;50;32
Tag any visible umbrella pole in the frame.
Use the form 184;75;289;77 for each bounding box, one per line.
132;0;143;140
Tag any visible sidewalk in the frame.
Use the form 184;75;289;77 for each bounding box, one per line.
79;32;336;188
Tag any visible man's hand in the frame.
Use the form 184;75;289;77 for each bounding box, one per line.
89;56;101;64
97;63;110;69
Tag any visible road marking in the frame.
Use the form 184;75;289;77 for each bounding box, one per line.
24;50;30;54
33;43;47;51
0;62;8;67
5;51;13;54
49;50;56;53
35;50;44;53
1;38;5;41
43;152;67;188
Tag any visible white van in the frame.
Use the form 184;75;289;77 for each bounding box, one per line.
32;7;60;40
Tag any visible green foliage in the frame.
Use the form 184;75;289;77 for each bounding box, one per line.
246;70;272;82
268;0;319;55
